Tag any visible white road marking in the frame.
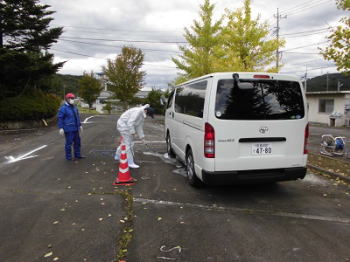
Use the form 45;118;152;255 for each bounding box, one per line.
134;197;350;224
134;141;166;144
82;116;96;124
5;145;47;164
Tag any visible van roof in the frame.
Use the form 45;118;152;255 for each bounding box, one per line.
178;72;301;86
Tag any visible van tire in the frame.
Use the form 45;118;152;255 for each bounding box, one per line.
186;149;202;187
166;133;175;158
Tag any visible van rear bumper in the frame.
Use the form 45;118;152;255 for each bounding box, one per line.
201;167;306;185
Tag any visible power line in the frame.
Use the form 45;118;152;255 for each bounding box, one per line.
283;51;321;54
279;0;323;14
279;27;333;36
61;36;187;44
53;24;182;33
58;39;181;54
281;41;328;52
52;49;94;58
280;0;332;16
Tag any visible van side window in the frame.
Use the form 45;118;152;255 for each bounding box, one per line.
167;90;175;109
174;81;207;118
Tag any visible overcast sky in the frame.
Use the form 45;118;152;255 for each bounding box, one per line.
43;0;348;89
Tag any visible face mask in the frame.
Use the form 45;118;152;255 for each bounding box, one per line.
68;99;75;105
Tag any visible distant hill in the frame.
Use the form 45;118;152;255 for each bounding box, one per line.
306;73;350;92
56;74;82;95
44;74;82;97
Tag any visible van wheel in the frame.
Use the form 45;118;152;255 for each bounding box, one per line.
186;149;202;187
166;133;175;158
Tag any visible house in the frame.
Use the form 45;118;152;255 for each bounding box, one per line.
306;91;350;127
135;86;153;99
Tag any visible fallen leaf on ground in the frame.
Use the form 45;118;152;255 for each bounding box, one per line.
99;218;103;221
53;221;59;225
108;214;112;217
53;257;59;261
120;219;125;223
157;217;162;221
44;252;53;258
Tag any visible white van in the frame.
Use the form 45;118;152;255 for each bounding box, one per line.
165;72;309;186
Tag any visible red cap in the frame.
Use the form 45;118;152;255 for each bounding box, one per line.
65;93;75;99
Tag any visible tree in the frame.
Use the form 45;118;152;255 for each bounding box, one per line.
0;0;63;99
218;0;284;72
172;0;223;84
145;88;163;114
320;0;350;72
78;72;102;109
103;46;145;108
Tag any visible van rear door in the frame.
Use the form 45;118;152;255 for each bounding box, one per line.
210;77;307;172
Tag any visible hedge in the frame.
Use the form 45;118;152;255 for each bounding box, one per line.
0;90;61;121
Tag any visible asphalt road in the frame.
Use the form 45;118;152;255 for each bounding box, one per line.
0;115;349;262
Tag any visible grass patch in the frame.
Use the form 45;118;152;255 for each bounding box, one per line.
308;152;350;178
77;106;99;114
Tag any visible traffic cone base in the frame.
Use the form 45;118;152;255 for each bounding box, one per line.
113;143;134;186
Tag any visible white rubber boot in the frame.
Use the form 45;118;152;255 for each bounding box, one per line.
128;162;140;169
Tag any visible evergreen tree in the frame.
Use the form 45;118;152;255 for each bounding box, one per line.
218;0;284;72
78;72;102;109
0;0;63;99
172;0;223;84
320;0;350;72
103;46;146;109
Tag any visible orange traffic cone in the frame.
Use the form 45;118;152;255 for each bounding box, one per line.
113;143;134;185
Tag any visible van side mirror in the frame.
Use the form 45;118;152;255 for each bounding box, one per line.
160;95;167;106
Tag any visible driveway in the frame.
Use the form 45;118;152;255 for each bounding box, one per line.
0;115;349;261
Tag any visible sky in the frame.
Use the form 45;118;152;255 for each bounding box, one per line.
43;0;348;89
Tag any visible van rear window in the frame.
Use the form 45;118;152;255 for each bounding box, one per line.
215;79;305;120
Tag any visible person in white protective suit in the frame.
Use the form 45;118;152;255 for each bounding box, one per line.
115;104;154;168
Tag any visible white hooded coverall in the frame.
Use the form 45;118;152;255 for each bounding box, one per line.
115;104;149;165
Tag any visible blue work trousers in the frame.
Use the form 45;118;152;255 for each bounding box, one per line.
64;131;81;160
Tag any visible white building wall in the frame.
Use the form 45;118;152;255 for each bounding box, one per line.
306;94;348;126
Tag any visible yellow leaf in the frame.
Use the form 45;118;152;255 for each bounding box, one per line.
44;251;53;258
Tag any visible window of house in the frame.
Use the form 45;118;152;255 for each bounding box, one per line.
319;99;334;113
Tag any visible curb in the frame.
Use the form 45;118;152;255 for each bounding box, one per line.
307;164;350;183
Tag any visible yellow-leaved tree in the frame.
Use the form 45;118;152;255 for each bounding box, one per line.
320;0;350;72
217;0;285;72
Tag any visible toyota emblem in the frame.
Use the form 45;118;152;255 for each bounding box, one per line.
259;126;269;134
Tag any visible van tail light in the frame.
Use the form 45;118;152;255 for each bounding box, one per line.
304;123;309;154
204;123;215;158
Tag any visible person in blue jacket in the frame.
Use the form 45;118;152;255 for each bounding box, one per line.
57;93;84;161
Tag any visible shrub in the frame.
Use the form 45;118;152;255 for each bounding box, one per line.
0;89;61;121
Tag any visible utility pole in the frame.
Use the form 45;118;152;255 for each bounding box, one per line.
274;8;287;71
326;72;329;92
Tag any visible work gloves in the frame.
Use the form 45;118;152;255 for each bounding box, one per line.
59;128;64;136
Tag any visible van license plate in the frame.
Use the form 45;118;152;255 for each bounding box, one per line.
252;143;272;155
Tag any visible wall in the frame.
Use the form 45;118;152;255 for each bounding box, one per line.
306;94;348;126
